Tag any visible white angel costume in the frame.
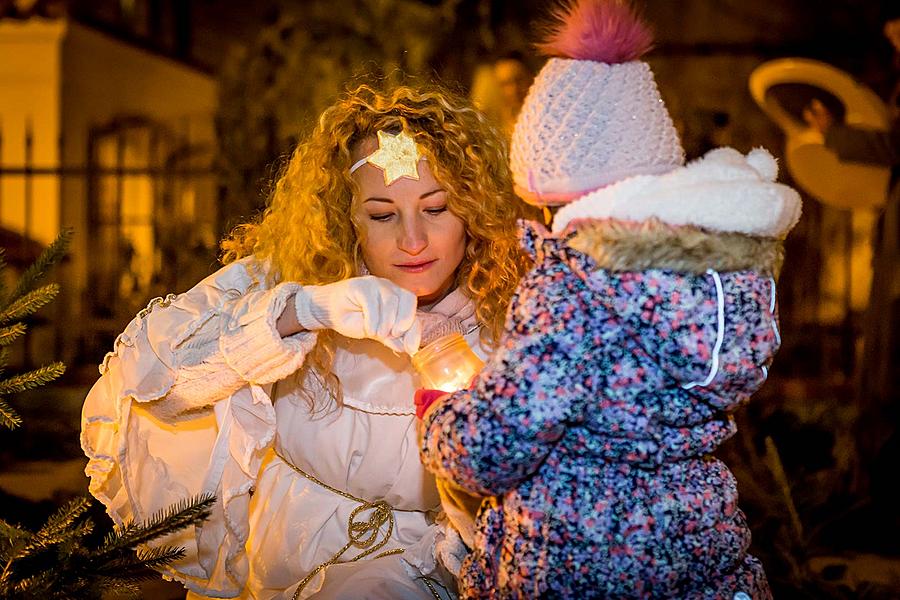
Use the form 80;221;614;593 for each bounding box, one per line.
81;257;482;599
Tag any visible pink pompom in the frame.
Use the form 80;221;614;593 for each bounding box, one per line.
537;0;654;63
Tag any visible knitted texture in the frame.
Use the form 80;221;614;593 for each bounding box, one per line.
293;285;336;331
418;313;468;348
511;58;684;205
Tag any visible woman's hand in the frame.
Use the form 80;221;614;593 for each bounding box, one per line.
286;276;422;355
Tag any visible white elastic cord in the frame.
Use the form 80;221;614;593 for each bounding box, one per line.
683;269;725;390
769;277;777;313
349;156;369;174
761;277;779;380
769;277;781;346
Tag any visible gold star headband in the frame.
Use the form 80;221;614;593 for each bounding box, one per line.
349;129;425;186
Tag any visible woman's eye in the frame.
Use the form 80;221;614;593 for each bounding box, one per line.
425;206;447;216
368;213;395;222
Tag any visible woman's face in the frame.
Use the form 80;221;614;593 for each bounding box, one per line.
351;138;467;306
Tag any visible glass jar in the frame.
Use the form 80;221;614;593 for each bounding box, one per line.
412;332;484;393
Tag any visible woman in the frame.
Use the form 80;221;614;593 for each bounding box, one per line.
81;83;526;599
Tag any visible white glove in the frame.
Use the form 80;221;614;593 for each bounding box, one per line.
293;276;422;355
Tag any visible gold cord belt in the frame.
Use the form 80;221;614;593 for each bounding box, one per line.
273;449;442;600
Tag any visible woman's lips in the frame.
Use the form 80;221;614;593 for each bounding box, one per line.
395;259;437;273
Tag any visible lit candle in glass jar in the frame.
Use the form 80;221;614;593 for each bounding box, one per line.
412;332;484;393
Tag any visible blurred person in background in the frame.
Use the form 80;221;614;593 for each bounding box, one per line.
470;51;534;139
804;16;900;500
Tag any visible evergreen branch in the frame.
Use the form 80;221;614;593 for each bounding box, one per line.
11;498;91;563
0;397;22;430
133;544;186;571
61;519;95;545
0;324;26;347
0;231;80;598
94;545;186;579
12;528;73;563
0;519;28;543
36;497;92;540
7;229;71;303
0;520;28;558
0;363;66;396
1;522;92;592
93;577;142;598
0;284;59;325
0;542;23;587
101;493;215;553
10;572;54;595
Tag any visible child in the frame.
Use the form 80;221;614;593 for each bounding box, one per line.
417;1;801;598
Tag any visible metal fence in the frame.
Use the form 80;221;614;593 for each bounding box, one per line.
0;117;217;367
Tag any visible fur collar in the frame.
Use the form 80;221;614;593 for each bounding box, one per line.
567;218;784;277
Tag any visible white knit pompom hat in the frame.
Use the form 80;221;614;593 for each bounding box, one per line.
511;0;685;206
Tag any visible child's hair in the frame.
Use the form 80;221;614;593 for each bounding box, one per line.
221;82;530;407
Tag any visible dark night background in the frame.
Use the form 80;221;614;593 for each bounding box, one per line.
1;0;899;597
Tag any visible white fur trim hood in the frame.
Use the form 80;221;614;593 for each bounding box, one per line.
552;147;802;239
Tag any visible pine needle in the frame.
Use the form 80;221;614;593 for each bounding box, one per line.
134;544;187;570
11;572;53;594
0;324;26;347
11;498;92;561
0;284;60;325
0;521;27;542
0;232;217;598
6;229;71;303
102;493;215;552
36;497;92;539
93;577;142;598
95;545;186;579
0;363;66;396
0;397;22;430
0;520;28;557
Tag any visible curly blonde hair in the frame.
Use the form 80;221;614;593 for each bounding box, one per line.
221;82;530;403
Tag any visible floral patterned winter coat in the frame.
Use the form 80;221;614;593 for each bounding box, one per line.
419;219;783;599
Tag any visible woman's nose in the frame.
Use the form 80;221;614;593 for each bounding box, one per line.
398;217;428;255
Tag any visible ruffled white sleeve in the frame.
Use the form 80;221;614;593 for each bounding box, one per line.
81;258;318;597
